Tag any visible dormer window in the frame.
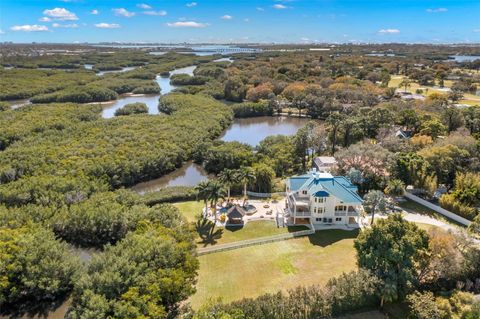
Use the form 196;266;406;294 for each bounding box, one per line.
302;190;307;195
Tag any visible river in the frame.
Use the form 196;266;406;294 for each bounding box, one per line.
449;55;480;62
131;161;210;194
101;65;196;118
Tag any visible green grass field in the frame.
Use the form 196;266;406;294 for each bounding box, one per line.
174;200;307;247
173;200;204;222
389;75;480;106
189;229;359;309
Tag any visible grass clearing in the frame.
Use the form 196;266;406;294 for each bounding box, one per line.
195;221;308;248
190;229;359;309
173;200;204;223
174;201;307;248
388;76;479;106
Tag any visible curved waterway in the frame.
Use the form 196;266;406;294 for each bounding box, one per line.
131;161;210;194
101;65;196;118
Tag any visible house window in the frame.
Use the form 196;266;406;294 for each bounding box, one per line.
318;207;324;214
328;218;333;223
335;205;347;211
318;197;324;203
323;218;327;222
314;208;317;213
335;217;342;222
302;190;307;195
316;218;322;222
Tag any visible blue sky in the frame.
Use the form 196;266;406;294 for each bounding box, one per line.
0;0;479;43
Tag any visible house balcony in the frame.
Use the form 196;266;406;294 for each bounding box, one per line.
295;211;311;217
334;206;360;217
335;211;359;217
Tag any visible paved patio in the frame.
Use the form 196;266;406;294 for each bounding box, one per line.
203;198;286;227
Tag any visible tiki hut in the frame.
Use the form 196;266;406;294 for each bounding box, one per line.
226;205;246;224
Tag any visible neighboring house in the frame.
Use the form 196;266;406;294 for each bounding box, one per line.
313;156;337;172
285;169;363;228
394;127;414;139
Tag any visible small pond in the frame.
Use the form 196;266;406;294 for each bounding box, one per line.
220;116;310;146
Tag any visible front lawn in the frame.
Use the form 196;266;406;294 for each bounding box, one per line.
190;229;359;309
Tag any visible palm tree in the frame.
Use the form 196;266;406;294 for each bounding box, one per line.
237;167;256;206
218;168;239;201
207;180;226;222
380;280;397;309
398;78;411;93
195;180;211;219
384;179;405;198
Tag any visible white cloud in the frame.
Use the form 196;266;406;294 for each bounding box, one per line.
221;15;232;20
11;24;49;32
166;21;208;28
378;28;400;34
244;18;250;22
273;4;287;9
473;29;480;33
137;3;151;9
143;10;167;16
39;17;52;22
113;8;135;17
256;7;264;11
186;2;197;7
52;23;78;28
43;8;78;21
90;9;99;15
94;23;121;29
426;8;448;13
0;29;5;35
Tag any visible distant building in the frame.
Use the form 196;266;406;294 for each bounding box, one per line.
394;127;414;139
285;170;362;228
312;156;337;172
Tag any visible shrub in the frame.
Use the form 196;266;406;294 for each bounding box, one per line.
193;269;381;318
68;224;198;318
31;86;118;104
0;102;9;112
231;102;273;118
114;102;149;116
143;186;199;205
439;194;477;220
170;74;208;85
0;226;79;308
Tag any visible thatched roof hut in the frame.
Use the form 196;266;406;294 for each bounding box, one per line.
226;205;246;224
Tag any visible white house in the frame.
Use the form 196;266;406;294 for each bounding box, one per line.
313;156;337;172
285;169;363;228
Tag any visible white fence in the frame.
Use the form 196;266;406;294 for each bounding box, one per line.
246;191;286;198
404;192;471;227
197;228;314;255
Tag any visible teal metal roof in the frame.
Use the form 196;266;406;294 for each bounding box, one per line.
287;173;362;204
287;175;310;191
